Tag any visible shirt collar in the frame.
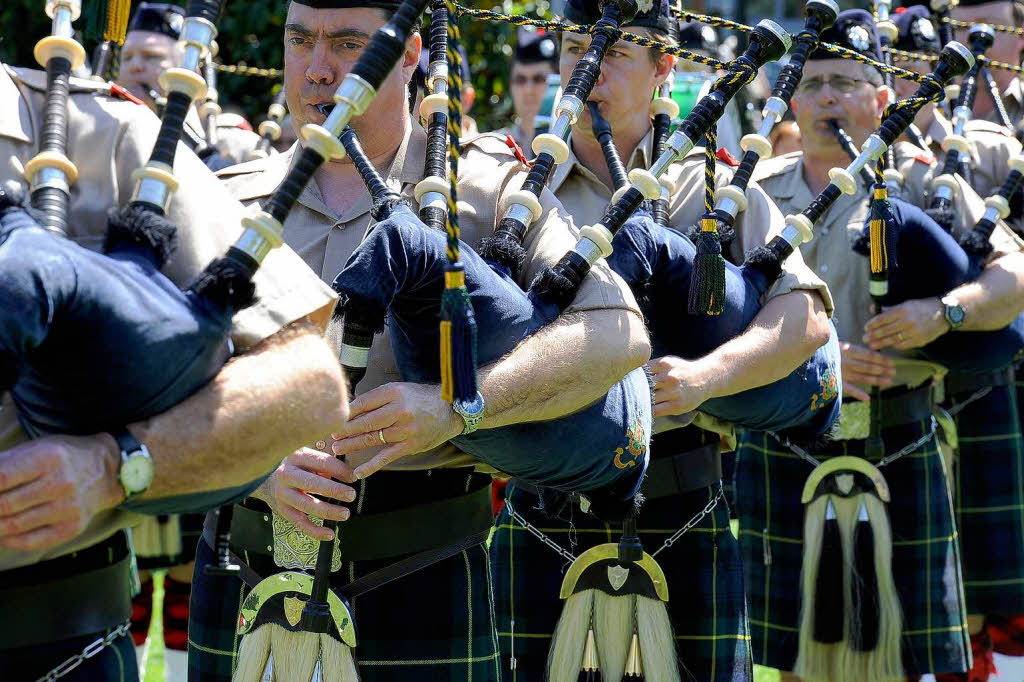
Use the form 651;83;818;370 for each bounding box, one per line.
551;125;657;196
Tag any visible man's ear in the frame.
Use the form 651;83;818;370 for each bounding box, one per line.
875;82;893;117
653;52;676;88
401;32;422;84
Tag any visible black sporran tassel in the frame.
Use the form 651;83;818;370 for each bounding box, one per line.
850;500;880;652
813;498;845;644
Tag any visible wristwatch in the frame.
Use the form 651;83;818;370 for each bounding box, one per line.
452;392;486;435
941;295;965;330
114;429;154;500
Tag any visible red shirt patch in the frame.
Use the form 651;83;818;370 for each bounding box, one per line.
914;153;936;165
504;135;533;167
109;83;145;106
716;147;740;167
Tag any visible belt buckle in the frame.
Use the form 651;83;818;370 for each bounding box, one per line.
834;401;871;441
272;513;342;572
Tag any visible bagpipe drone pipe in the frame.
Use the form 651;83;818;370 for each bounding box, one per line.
586;101;843;436
0;0;283;517
331;0;652;515
828;121;1024;375
926;23;997;232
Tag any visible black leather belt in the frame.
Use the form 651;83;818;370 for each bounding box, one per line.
945;367;1014;396
840;383;935;430
203;482;494;564
0;531;133;649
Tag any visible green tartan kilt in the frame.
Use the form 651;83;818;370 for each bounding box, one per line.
188;470;500;682
949;383;1024;614
734;420;970;676
490;482;752;682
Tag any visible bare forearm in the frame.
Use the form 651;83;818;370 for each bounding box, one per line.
476;309;650;429
130;321;349;498
698;292;830;400
954;251;1024;330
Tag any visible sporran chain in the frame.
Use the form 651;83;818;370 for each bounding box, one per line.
505;483;725;563
35;620;132;682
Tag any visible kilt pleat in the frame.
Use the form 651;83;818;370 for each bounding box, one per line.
734;421;970;676
950;383;1024;614
490;482;752;682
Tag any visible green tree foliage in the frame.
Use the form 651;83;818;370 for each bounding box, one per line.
1;0;549;131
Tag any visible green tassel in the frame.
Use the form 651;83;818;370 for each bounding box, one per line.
440;263;478;403
687;214;726;316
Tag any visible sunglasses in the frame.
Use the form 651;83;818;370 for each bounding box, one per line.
512;74;549;86
796;75;872;95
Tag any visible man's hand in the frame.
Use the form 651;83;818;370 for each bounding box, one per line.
0;434;124;552
252;447;357;542
863;298;948;351
332;383;462;479
840;341;896;402
648;355;719;418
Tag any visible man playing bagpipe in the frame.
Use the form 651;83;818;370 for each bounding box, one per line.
894;6;1023;227
950;0;1024;127
489;2;834;680
495;30;557;152
738;9;1024;681
185;0;651;680
0;4;351;678
117;2;268;167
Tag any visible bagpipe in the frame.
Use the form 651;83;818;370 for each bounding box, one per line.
331;0;652;511
788;41;975;682
712;0;839;242
249;87;288;161
873;0;907;196
830;118;1024;376
0;0;296;518
588;101;842;437
927;23;996;232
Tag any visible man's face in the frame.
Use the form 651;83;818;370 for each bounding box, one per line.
559;30;673;137
791;59;885;157
283;4;419;152
509;61;553;126
951;1;1024;91
117;30;182;108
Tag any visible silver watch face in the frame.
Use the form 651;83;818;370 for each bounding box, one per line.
121;451;154;494
456;393;485;417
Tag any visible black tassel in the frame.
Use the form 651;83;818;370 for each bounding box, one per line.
850;501;880;652
104;204;179;267
188;257;258;312
687;214;726;316
813;498;845;644
924;205;955;233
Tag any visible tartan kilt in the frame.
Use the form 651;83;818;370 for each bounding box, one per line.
490;482;752;682
734;420;970;676
188;470;500;682
948;383;1024;614
0;626;138;682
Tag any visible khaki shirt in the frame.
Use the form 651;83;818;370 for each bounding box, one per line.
184;108;269;165
218;124;641;472
920;110;1023;211
0;65;336;570
549;128;833;313
494;122;534;153
754;145;1023;389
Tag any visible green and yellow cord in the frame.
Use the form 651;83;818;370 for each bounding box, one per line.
213;63;284;78
942;16;1024;37
887;47;1024;75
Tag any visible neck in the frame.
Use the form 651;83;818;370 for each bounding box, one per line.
516;115;535;141
802;149;846;195
917;101;937;132
312;116;410;216
571;120;650;192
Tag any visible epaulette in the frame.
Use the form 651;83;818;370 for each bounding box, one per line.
914;152;936;165
460;131;523;159
964;118;1016;138
7;65;113;96
751;150;801;181
217;112;254;131
109;83;145;105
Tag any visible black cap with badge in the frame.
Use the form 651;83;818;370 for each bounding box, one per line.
811;8;883;62
289;0;403;10
127;2;186;40
562;0;674;34
893;6;942;53
515;32;558;64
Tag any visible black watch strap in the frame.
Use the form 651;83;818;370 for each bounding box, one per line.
113;428;142;455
